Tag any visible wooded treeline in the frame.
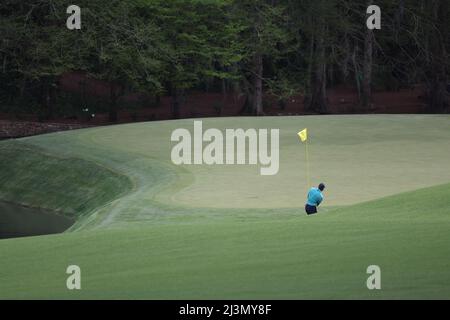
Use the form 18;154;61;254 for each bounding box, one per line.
1;0;449;121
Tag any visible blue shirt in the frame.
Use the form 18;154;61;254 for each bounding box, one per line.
306;188;324;207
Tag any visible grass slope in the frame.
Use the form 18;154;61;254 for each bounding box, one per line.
0;183;449;299
0;141;133;219
0;115;449;299
22;115;450;211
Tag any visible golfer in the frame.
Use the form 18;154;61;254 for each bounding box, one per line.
305;183;325;215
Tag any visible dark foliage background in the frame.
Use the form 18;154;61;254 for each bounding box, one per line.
0;0;449;121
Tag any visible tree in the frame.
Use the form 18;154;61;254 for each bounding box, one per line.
231;0;290;116
290;0;349;114
0;0;73;119
371;0;449;112
140;0;243;119
70;0;165;122
1;0;448;119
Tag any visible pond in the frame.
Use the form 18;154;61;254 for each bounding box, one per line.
0;201;74;239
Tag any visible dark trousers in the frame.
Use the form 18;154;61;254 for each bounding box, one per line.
305;204;317;215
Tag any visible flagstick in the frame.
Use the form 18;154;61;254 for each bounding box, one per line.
305;138;311;190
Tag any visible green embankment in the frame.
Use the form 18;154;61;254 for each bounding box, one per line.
1;115;447;231
0;141;133;220
0;183;449;299
0;115;449;299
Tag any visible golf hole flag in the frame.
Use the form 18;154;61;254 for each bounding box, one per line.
298;128;308;142
298;128;311;189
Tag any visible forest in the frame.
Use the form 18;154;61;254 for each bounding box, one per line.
0;0;449;122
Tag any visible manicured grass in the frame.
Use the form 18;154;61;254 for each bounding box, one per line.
0;183;449;299
21;115;450;213
0;115;449;299
0;141;133;219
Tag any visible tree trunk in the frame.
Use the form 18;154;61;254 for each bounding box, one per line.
426;0;448;112
362;1;374;111
46;83;53;120
253;53;264;116
109;84;118;122
172;87;184;119
352;44;362;106
342;36;351;81
394;0;405;41
427;79;447;112
308;30;328;114
222;78;227;100
239;76;253;115
304;29;315;110
41;78;54;120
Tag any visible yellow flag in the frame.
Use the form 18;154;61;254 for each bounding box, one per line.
298;128;308;142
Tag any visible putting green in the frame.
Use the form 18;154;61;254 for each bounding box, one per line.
20;115;450;214
0;115;449;299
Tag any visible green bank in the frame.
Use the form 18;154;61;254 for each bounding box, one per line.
0;115;449;298
0;183;449;299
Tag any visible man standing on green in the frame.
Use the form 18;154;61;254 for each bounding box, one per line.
305;183;326;215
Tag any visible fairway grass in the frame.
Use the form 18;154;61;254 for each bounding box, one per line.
0;183;449;299
0;115;449;299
